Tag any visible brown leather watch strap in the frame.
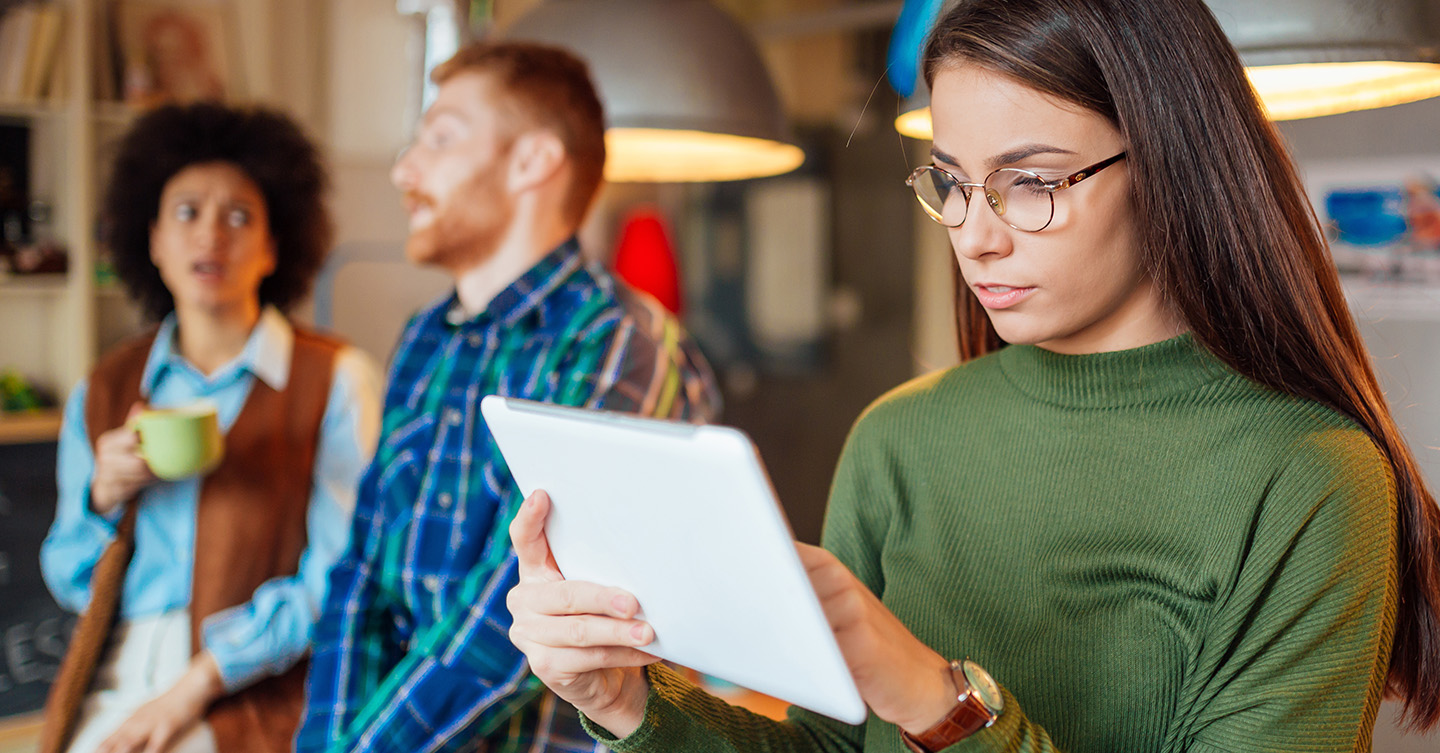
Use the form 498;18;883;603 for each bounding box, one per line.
899;661;996;753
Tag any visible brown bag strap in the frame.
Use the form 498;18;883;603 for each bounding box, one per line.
38;501;138;753
39;331;155;753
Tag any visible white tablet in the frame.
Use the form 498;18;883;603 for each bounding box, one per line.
480;395;867;725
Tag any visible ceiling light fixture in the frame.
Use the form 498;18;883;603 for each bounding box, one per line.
892;0;1440;139
504;0;805;182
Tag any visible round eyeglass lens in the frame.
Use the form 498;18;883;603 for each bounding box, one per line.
912;168;970;227
985;168;1054;231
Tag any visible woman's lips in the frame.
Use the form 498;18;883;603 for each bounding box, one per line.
193;261;225;283
972;283;1036;309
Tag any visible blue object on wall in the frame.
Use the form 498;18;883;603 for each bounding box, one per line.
1325;189;1408;247
886;0;944;97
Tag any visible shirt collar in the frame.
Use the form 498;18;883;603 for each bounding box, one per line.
444;237;586;329
140;305;294;396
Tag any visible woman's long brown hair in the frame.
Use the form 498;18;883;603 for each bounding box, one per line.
926;0;1440;728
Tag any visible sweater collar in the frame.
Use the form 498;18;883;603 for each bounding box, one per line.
997;333;1231;409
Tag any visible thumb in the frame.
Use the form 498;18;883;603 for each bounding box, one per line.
124;402;148;430
509;490;562;581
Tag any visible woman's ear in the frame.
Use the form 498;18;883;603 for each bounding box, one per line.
507;131;566;194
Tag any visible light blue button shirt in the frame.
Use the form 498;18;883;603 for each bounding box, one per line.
41;307;381;692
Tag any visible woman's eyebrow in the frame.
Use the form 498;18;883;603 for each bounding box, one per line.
929;145;961;166
987;144;1077;170
930;143;1079;170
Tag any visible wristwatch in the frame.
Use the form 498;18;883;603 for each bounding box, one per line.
899;659;1004;753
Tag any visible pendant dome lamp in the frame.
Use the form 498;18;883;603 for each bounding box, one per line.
892;0;1440;140
503;0;806;182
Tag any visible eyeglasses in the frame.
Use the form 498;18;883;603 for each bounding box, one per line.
906;152;1127;232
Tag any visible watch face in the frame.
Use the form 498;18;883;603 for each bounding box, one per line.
962;660;1004;714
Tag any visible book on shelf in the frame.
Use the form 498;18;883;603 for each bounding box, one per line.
0;3;67;104
21;4;63;100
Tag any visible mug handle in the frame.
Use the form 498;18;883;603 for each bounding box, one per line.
121;402;150;459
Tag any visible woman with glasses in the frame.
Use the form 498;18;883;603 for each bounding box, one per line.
503;0;1440;750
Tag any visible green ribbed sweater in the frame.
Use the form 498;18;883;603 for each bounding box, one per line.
588;335;1399;753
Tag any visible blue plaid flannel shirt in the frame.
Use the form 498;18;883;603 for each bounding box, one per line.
297;239;720;753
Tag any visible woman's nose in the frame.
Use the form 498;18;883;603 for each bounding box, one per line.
195;214;226;249
948;191;1013;262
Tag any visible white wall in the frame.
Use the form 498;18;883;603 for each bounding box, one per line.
299;0;450;364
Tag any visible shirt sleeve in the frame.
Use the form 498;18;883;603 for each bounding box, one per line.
1176;430;1397;752
201;347;384;692
581;289;722;422
40;379;122;613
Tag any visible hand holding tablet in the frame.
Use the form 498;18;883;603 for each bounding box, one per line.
486;396;868;726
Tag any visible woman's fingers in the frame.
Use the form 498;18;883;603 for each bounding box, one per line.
798;543;854;600
142;726;174;753
514;578;641;619
510;491;563;582
512;611;653;650
97;726;141;753
529;644;661;678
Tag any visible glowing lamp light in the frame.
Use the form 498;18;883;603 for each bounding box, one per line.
1248;61;1440;121
894;105;933;141
605;129;806;184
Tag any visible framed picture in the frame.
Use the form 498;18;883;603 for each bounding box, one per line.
113;0;238;105
1299;156;1440;284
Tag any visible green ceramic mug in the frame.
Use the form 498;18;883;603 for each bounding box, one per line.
130;404;225;480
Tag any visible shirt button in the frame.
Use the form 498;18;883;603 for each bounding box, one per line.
437;492;452;508
445;408;463;426
423;575;441;592
468;333;483;348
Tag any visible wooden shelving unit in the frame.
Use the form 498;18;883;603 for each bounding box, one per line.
0;713;43;753
0;0;98;405
0;409;63;445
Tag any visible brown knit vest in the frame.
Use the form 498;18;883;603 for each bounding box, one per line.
46;323;340;753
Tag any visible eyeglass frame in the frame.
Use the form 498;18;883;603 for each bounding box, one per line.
905;151;1127;232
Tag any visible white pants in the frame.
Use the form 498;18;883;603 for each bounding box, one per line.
65;610;217;753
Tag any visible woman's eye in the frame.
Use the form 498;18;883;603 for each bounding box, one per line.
174;203;197;222
1013;176;1050;195
227;208;251;228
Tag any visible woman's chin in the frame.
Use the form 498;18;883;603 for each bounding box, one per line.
173;293;258;320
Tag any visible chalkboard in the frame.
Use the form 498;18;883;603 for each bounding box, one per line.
0;440;75;720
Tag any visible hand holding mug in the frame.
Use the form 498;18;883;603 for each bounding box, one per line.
506;490;660;738
128;403;224;481
90;403;157;516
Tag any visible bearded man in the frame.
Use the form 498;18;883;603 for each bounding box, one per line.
296;41;720;753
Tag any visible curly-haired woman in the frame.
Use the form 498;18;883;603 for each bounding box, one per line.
40;103;381;753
